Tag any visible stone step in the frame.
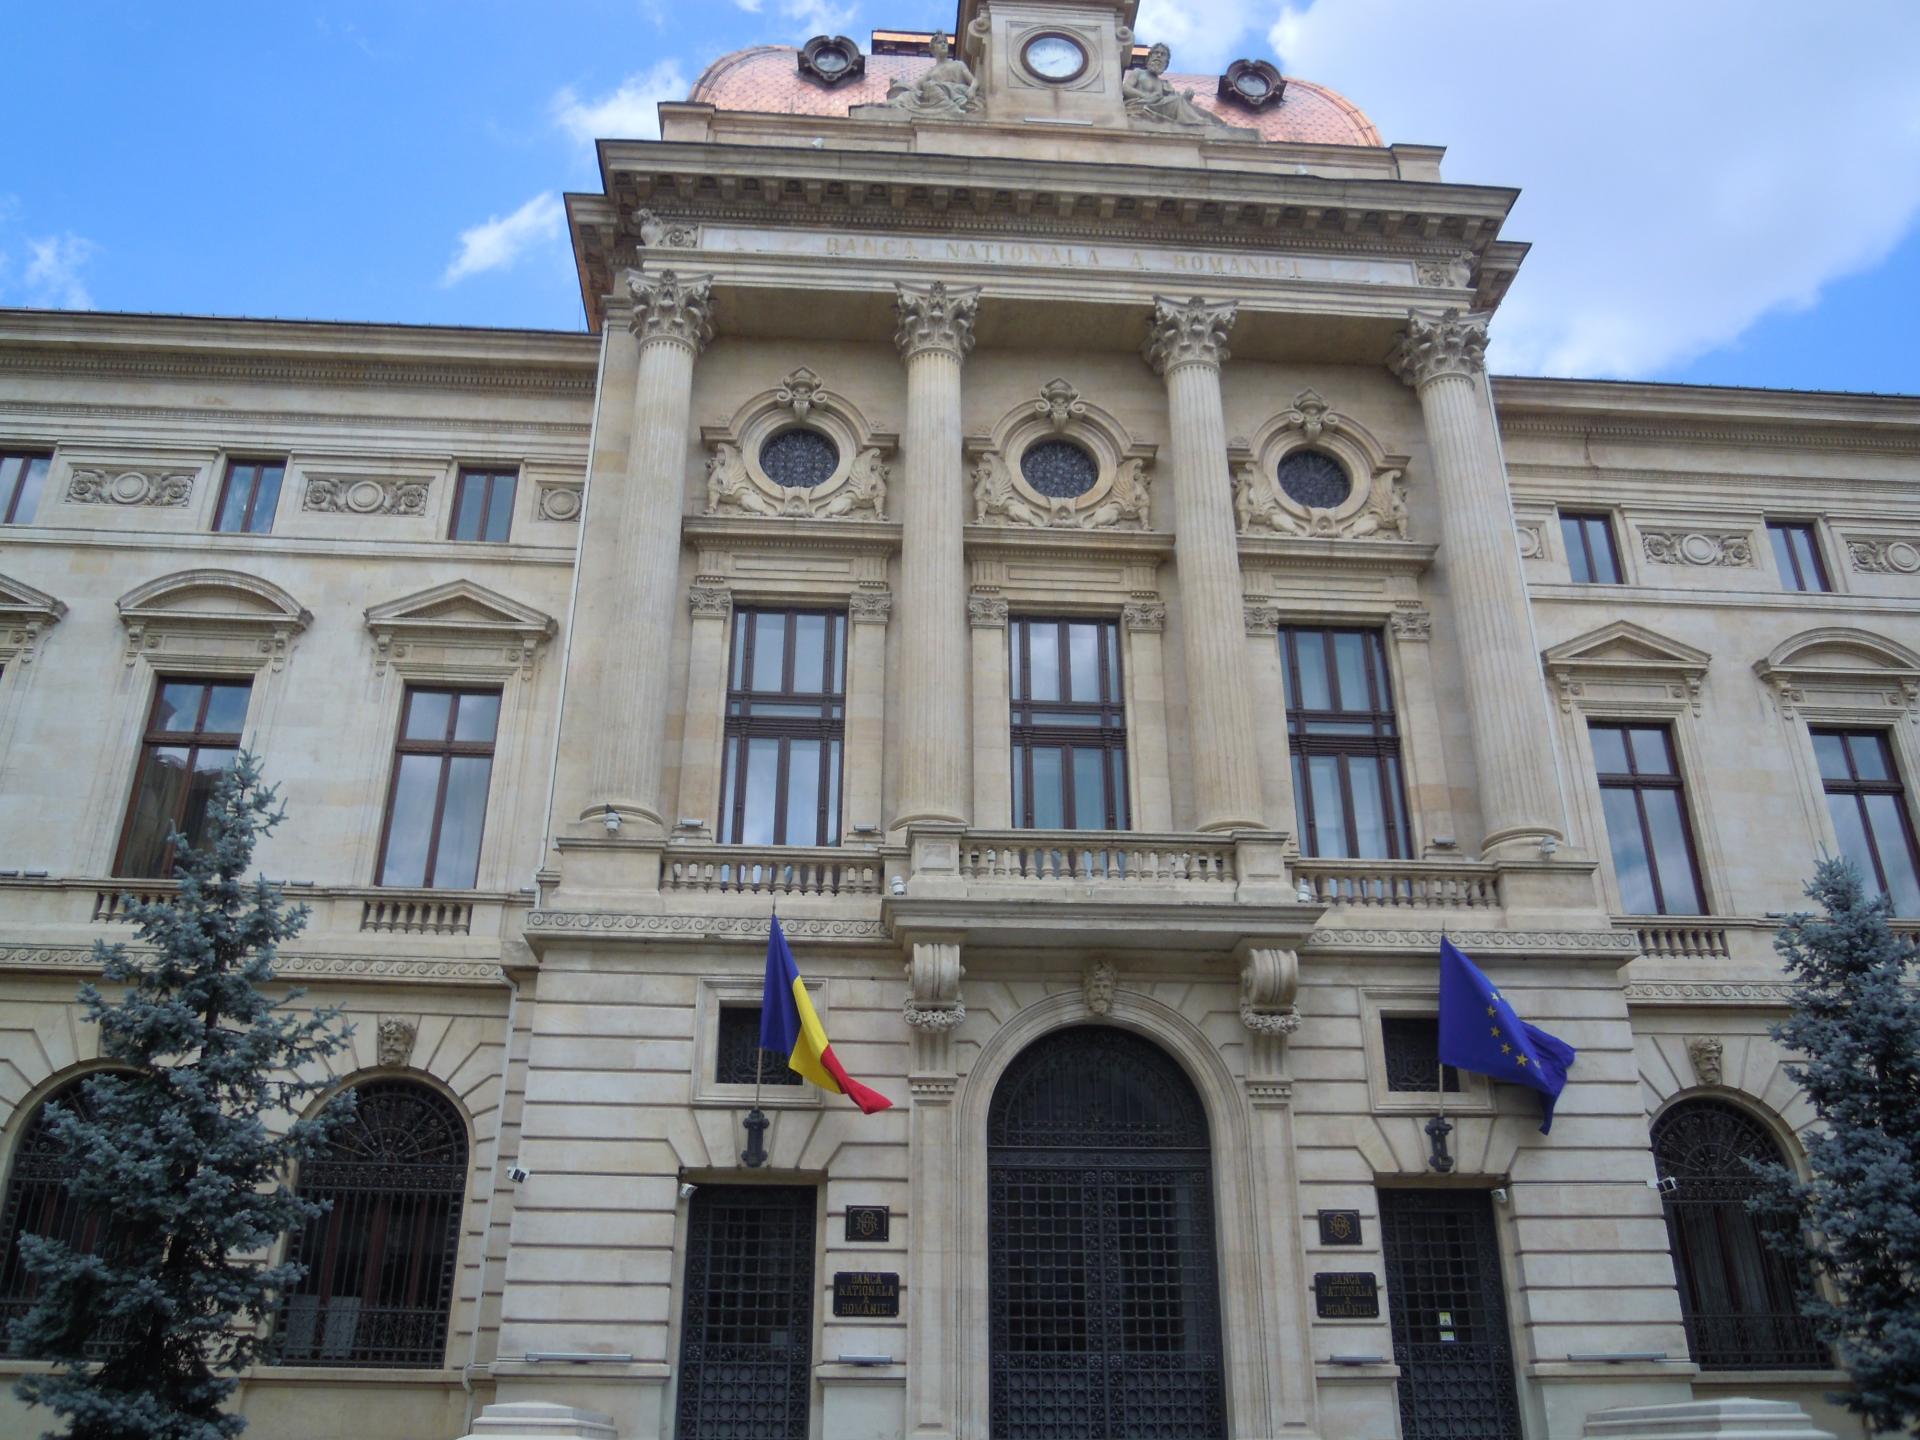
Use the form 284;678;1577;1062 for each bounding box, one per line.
458;1401;618;1440
1581;1398;1836;1440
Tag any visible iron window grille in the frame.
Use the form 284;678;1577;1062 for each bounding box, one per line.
376;687;500;889
1276;449;1351;509
1280;626;1413;858
1019;439;1099;499
0;452;51;525
759;429;838;489
1589;722;1706;915
1810;729;1920;915
1651;1099;1828;1371
114;677;252;878
275;1080;468;1369
719;609;846;847
987;1025;1227;1439
211;457;286;535
714;1005;801;1087
1008;617;1130;831
1766;521;1830;593
1559;511;1622;584
448;468;517;543
1381;1016;1461;1094
675;1183;817;1440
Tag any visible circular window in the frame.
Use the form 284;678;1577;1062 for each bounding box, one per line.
1021;439;1098;499
1233;70;1272;102
1023;33;1088;82
1276;449;1351;509
760;429;839;489
812;42;852;76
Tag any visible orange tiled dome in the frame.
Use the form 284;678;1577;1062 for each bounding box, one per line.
688;45;1382;148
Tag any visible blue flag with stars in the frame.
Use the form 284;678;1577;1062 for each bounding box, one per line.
1438;937;1577;1134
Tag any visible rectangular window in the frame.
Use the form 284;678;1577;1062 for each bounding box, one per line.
1811;729;1920;916
0;452;51;525
714;1005;802;1086
1008;616;1129;831
1280;626;1413;858
1381;1016;1460;1093
1590;722;1705;915
1559;511;1622;584
449;468;517;542
114;678;252;878
211;458;285;535
719;610;846;847
377;688;500;888
1767;521;1830;593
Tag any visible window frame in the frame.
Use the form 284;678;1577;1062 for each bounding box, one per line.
374;686;501;890
210;456;287;535
1007;615;1130;832
0;452;52;526
1279;625;1413;859
1766;520;1831;594
1559;510;1623;585
1809;727;1920;914
718;608;848;848
447;467;518;543
112;676;252;878
1589;720;1709;916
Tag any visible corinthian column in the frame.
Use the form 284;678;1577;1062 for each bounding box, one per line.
892;282;979;830
586;269;712;833
1389;309;1564;855
1144;296;1265;833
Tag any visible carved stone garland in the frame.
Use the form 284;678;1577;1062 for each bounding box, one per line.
969;379;1155;532
1233;389;1410;540
700;365;895;522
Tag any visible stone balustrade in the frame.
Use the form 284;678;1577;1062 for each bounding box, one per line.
662;846;883;898
1294;858;1500;910
956;831;1238;885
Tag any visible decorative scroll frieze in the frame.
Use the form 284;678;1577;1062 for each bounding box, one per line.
303;475;430;516
1846;536;1920;575
1387;308;1491;388
68;468;194;507
1142;296;1236;374
1641;530;1753;568
626;269;714;352
1308;927;1639;953
0;945;507;986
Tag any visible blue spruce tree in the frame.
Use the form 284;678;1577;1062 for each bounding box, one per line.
9;753;353;1440
1758;857;1920;1432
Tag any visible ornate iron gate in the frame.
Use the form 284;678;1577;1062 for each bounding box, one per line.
988;1025;1226;1440
675;1184;816;1440
1380;1189;1522;1440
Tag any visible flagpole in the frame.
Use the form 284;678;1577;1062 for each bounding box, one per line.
741;906;774;1169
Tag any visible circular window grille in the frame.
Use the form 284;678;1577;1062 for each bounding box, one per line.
1276;449;1351;509
1021;439;1099;499
759;429;839;489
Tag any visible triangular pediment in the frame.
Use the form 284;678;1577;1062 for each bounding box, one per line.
0;572;67;624
1543;622;1712;676
365;580;555;638
118;569;310;627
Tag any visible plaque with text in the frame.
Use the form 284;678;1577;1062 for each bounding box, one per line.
833;1271;900;1318
1313;1271;1380;1319
845;1206;890;1243
1317;1210;1363;1246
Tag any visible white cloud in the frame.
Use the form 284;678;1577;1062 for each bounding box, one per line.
551;61;689;146
732;0;763;11
441;192;566;286
781;0;856;38
1268;0;1920;378
1133;0;1265;75
22;234;97;309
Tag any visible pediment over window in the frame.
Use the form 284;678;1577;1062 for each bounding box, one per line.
117;569;311;670
0;573;67;664
365;579;557;678
1542;621;1711;714
1754;626;1920;716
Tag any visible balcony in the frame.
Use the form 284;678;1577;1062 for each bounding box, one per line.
1293;858;1500;911
663;845;882;899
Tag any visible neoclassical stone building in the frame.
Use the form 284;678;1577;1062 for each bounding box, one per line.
1;4;1916;1439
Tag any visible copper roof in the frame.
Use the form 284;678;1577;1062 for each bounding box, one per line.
688;46;1383;148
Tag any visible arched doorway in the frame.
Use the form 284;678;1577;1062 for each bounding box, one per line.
1651;1098;1826;1369
987;1025;1226;1439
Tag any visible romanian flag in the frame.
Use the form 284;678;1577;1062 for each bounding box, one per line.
759;915;893;1113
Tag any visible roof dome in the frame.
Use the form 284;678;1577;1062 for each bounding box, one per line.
688;45;1381;148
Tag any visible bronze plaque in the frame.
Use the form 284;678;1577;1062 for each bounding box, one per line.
1313;1271;1380;1319
832;1271;900;1318
1318;1210;1363;1246
846;1206;891;1243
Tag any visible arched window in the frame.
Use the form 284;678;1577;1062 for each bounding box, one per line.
0;1078;113;1355
1651;1099;1827;1370
277;1080;467;1369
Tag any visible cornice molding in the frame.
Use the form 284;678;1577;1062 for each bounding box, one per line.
0;347;594;398
0;945;508;986
1624;980;1800;1006
1306;927;1637;954
0;397;590;440
1498;414;1920;457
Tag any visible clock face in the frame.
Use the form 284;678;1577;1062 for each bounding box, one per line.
1023;33;1087;82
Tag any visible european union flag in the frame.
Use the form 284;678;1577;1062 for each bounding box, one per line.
1437;937;1577;1134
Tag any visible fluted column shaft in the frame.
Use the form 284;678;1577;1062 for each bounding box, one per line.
893;283;978;830
587;270;712;832
1145;296;1265;833
1391;309;1563;853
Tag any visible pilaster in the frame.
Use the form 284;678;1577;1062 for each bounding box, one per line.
672;578;731;840
1122;597;1174;831
845;585;893;837
1242;600;1296;837
967;589;1012;829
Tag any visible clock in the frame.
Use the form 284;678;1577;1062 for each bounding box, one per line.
1022;32;1088;83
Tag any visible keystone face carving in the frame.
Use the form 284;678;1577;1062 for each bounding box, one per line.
1388;308;1491;388
1687;1034;1724;1087
377;1018;416;1069
1084;959;1117;1016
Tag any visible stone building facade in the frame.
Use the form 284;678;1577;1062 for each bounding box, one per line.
1;4;1916;1438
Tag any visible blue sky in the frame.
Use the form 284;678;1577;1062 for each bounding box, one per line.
3;2;1916;392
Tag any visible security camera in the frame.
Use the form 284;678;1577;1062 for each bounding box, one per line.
603;811;622;834
889;876;906;896
679;1182;698;1201
1538;836;1559;856
1491;1187;1509;1205
507;1165;531;1184
1649;1175;1678;1193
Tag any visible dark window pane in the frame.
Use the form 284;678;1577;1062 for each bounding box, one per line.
1382;1016;1461;1093
1768;525;1798;588
153;682;206;733
1642;789;1703;914
203;684;251;735
740;738;780;845
1308;754;1349;858
1027;623;1060;702
751;612;786;692
785;739;823;846
824;741;842;847
453;692;500;743
214;466;255;533
1071;748;1106;830
730;612;749;688
1811;732;1850;782
792;614;826;693
1629;727;1675;776
249;464;284;533
1601;787;1658;914
182;747;238;847
1031;748;1065;829
1348;756;1391;858
1864;795;1920;914
1562;516;1592;583
1589;724;1630;774
379;686;500;888
1293;632;1330;710
1282;626;1409;859
116;678;253;878
1333;632;1369;710
449;476;486;540
1847;733;1891;781
3;454;50;524
380;755;441;887
1009;618;1127;831
482;474;516;541
121;748;193;877
1067;624;1101;701
715;1006;802;1086
405;691;453;742
434;756;492;888
1789;527;1826;592
1827;794;1877;886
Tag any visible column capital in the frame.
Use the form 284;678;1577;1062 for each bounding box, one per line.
626;269;714;354
967;592;1008;628
894;281;979;360
1142;294;1237;375
1123;599;1167;633
1388;307;1491;389
688;580;731;618
850;587;894;624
